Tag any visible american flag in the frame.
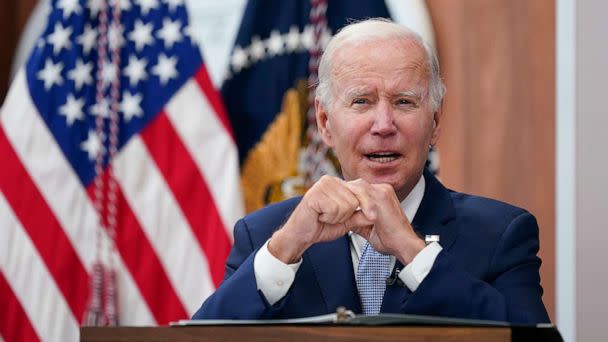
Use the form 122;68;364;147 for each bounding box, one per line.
0;0;243;341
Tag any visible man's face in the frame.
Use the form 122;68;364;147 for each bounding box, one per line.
316;38;441;200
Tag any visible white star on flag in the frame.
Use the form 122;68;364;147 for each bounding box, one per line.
129;19;154;51
136;0;160;16
48;23;73;55
59;94;85;125
102;61;118;87
57;0;82;19
183;25;199;45
231;46;248;72
249;36;265;62
301;25;314;50
108;22;125;50
80;130;105;160
77;24;97;55
90;98;110;118
37;59;64;90
152;53;178;84
124;55;148;86
68;59;94;90
87;0;103;17
266;30;285;56
121;91;144;121
285;26;301;52
164;0;184;12
157;18;183;49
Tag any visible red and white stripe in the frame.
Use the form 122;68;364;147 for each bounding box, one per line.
0;66;242;340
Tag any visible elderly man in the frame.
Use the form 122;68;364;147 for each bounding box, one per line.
192;19;549;324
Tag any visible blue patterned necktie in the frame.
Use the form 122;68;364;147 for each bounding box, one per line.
356;241;391;315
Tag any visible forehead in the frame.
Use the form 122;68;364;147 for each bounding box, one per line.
330;38;429;92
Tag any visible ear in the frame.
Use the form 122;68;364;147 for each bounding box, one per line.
429;102;443;146
315;99;334;147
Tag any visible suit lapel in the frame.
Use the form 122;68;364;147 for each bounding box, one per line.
411;170;458;251
381;170;458;312
305;236;362;314
381;260;410;313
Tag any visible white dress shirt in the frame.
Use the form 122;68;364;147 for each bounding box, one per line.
253;176;443;305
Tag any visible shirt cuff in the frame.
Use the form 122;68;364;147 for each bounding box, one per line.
253;239;302;305
399;242;443;292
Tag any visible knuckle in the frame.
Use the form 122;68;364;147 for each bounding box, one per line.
354;178;371;190
349;197;359;209
319;175;335;184
379;184;394;195
327;201;339;214
351;178;364;185
310;176;333;193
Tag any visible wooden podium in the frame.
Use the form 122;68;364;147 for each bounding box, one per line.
81;324;562;342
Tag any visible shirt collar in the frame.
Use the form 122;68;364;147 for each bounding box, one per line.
402;174;425;223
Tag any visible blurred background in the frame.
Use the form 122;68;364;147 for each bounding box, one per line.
0;1;606;341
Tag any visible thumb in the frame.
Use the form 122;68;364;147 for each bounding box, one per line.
345;211;373;238
351;225;372;240
344;210;374;227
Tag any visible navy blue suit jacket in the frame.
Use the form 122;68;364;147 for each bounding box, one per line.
193;171;550;323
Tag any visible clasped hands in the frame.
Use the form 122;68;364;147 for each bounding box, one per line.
268;175;426;265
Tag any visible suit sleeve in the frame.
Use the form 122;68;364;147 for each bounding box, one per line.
401;212;550;324
191;218;279;319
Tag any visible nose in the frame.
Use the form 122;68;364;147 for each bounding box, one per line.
370;101;396;136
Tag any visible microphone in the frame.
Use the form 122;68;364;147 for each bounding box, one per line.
385;267;405;287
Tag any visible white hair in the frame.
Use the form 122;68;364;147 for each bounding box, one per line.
315;18;446;112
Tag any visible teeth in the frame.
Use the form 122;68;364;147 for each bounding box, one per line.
368;155;397;163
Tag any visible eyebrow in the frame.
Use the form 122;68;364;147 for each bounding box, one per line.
341;89;423;101
396;90;422;99
344;87;373;99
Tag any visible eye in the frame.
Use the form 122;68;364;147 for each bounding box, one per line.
352;98;368;105
395;97;419;109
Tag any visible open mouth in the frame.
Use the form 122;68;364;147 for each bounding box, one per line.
365;151;402;163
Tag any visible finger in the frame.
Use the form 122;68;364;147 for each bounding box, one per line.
350;225;372;240
307;176;342;223
345;179;378;220
369;183;408;224
315;194;345;224
323;221;355;237
371;183;400;203
316;178;359;224
326;178;361;223
344;211;374;230
315;190;354;224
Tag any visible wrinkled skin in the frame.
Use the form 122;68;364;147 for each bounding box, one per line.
269;37;441;265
